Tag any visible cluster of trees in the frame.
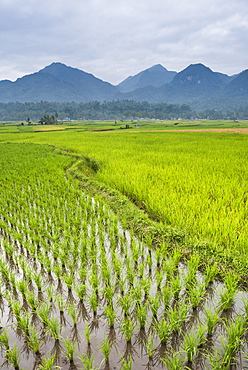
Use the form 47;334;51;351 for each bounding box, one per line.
39;114;58;125
0;100;248;121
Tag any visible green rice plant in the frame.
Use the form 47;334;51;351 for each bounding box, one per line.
197;323;207;347
8;270;17;289
161;349;186;369
32;272;43;292
146;334;156;359
46;284;54;303
163;257;177;282
53;264;62;281
204;262;218;285
170;274;182;300
188;281;206;308
55;294;65;313
5;344;20;370
120;318;136;343
182;325;206;364
120;355;133;370
131;284;143;303
51;246;59;261
167;299;190;333
126;265;135;286
17;311;32;338
155;247;162;268
67;303;78;326
75;283;87;301
172;248;182;266
0;259;11;282
155;270;164;290
162;284;173;309
37;352;61;370
78;353;99;370
225;315;246;355
224;272;239;292
0;328;9;349
36;302;51;326
205;345;233;370
19;256;31;279
204;308;220;337
84;322;91;345
9;299;22;321
219;272;239;311
16;279;29;298
89;269;99;293
112;257;122;278
137;261;145;279
185;255;200;290
154;317;172;344
220;289;236;311
44;257;53;275
103;284;115;306
28;326;42;355
136;301;148;328
119;294;132;317
78;265;87;283
62;337;76;363
98;335;113;362
26;289;39;311
62;274;74;292
119;276;126;295
89;291;98;315
46;317;62;340
105;304;116;328
59;251;68;268
149;293;160;318
141;277;151;299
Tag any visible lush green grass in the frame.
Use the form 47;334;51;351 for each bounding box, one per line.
0;124;248;276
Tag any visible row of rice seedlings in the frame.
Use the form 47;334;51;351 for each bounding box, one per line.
219;272;239;311
0;224;244;354
0;237;239;320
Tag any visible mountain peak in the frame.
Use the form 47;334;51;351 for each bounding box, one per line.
223;69;248;97
166;63;226;101
148;64;167;72
0;62;118;103
39;62;86;77
117;64;176;92
184;63;213;72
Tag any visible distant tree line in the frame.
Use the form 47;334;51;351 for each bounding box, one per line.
0;100;248;121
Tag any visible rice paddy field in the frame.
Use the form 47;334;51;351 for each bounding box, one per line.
0;121;248;369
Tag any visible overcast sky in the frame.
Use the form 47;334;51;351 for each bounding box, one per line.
1;0;248;84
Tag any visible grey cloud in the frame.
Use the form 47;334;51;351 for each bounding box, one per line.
0;0;247;84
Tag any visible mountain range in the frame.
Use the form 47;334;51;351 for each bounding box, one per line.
0;62;247;110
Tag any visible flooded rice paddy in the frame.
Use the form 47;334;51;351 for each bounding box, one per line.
0;196;248;370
